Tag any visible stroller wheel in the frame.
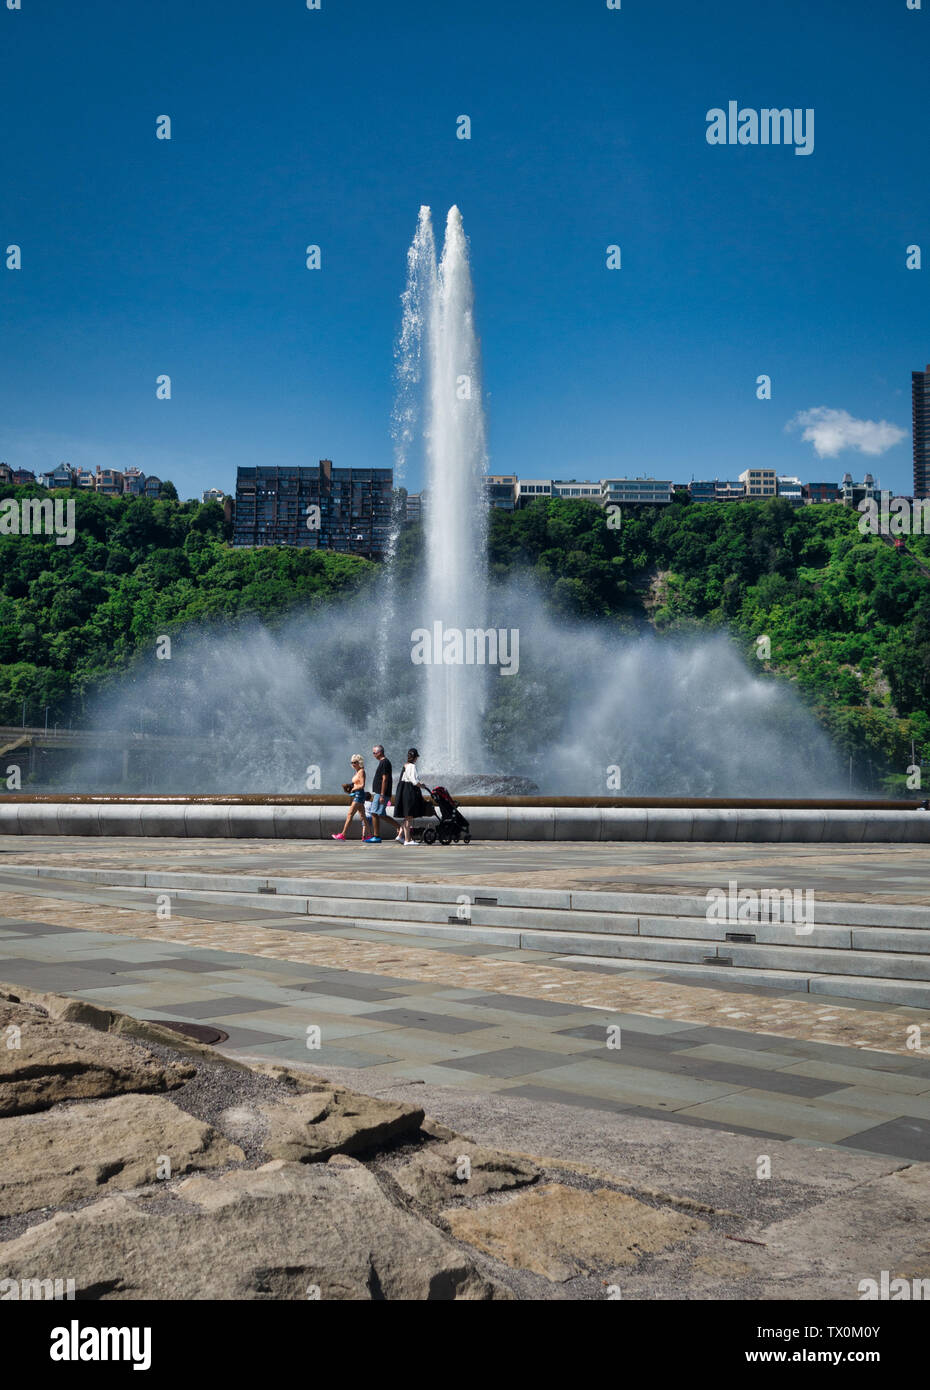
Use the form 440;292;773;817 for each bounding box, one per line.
462;833;471;845
422;826;437;845
438;827;453;846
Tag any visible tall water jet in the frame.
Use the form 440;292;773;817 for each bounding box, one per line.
419;206;489;772
377;208;436;687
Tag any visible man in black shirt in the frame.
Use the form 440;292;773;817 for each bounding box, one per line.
365;744;400;843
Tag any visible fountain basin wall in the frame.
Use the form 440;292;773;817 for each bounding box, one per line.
0;801;927;842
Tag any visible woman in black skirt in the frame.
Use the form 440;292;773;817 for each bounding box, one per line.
393;748;431;845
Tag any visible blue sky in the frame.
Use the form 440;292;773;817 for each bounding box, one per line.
1;0;927;498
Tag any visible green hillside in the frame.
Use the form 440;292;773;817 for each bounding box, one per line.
488;496;930;793
0;488;374;723
1;484;927;793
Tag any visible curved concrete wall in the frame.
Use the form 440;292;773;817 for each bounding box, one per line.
0;801;927;841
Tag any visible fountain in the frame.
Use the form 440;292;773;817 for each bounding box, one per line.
395;206;491;777
43;207;853;804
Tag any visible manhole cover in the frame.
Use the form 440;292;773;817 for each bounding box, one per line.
146;1020;229;1045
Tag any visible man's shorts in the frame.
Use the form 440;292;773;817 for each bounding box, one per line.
369;793;390;817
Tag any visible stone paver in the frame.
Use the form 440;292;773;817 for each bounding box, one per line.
0;885;923;1055
3;838;930;1159
2;835;930;902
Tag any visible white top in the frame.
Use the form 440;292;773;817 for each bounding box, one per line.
401;762;421;785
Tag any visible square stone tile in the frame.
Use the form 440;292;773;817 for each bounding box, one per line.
582;1046;843;1099
432;1047;586;1078
779;1060;930;1095
164;995;287;1019
505;1084;631;1114
0;961;136;992
356;1007;490;1034
0;920;83;935
312;970;412;989
783;1041;930;1079
666;1026;801;1052
556;1024;691;1050
819;1087;930;1122
837;1116;930;1162
680;1090;883;1143
229;1037;399;1066
465;993;587;1018
57;957;168;975
529;1060;741;1109
297;982;396;1002
675;1043;812;1071
125;957;236;973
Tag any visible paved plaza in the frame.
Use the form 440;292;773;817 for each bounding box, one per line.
2;836;929;1161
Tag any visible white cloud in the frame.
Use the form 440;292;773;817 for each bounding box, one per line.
786;407;907;459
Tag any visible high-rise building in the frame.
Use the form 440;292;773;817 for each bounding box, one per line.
776;475;804;503
601;478;674;505
805;481;841;504
553;479;601;500
486;475;517;510
840;472;879;508
738;468;777;497
913;363;930;500
232;460;393;558
515;479;553;506
688;479;746;502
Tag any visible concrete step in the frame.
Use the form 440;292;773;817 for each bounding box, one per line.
12;865;930;1006
517;930;930;981
554;956;930;1009
79;873;930;933
20;865;930;927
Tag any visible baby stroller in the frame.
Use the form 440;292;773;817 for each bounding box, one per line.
419;786;471;845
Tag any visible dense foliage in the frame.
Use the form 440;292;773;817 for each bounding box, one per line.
0;486;374;722
1;485;926;792
488;496;930;793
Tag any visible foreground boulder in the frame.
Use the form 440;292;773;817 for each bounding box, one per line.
394;1139;540;1209
0;1094;244;1217
0;1157;510;1299
444;1183;707;1282
260;1089;425;1162
0;1000;193;1117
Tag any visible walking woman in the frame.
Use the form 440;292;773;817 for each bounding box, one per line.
393;747;431;845
331;753;371;840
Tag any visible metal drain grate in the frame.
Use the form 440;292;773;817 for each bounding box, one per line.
146;1020;229;1045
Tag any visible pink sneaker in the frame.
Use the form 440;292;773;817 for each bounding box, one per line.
331;832;346;840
